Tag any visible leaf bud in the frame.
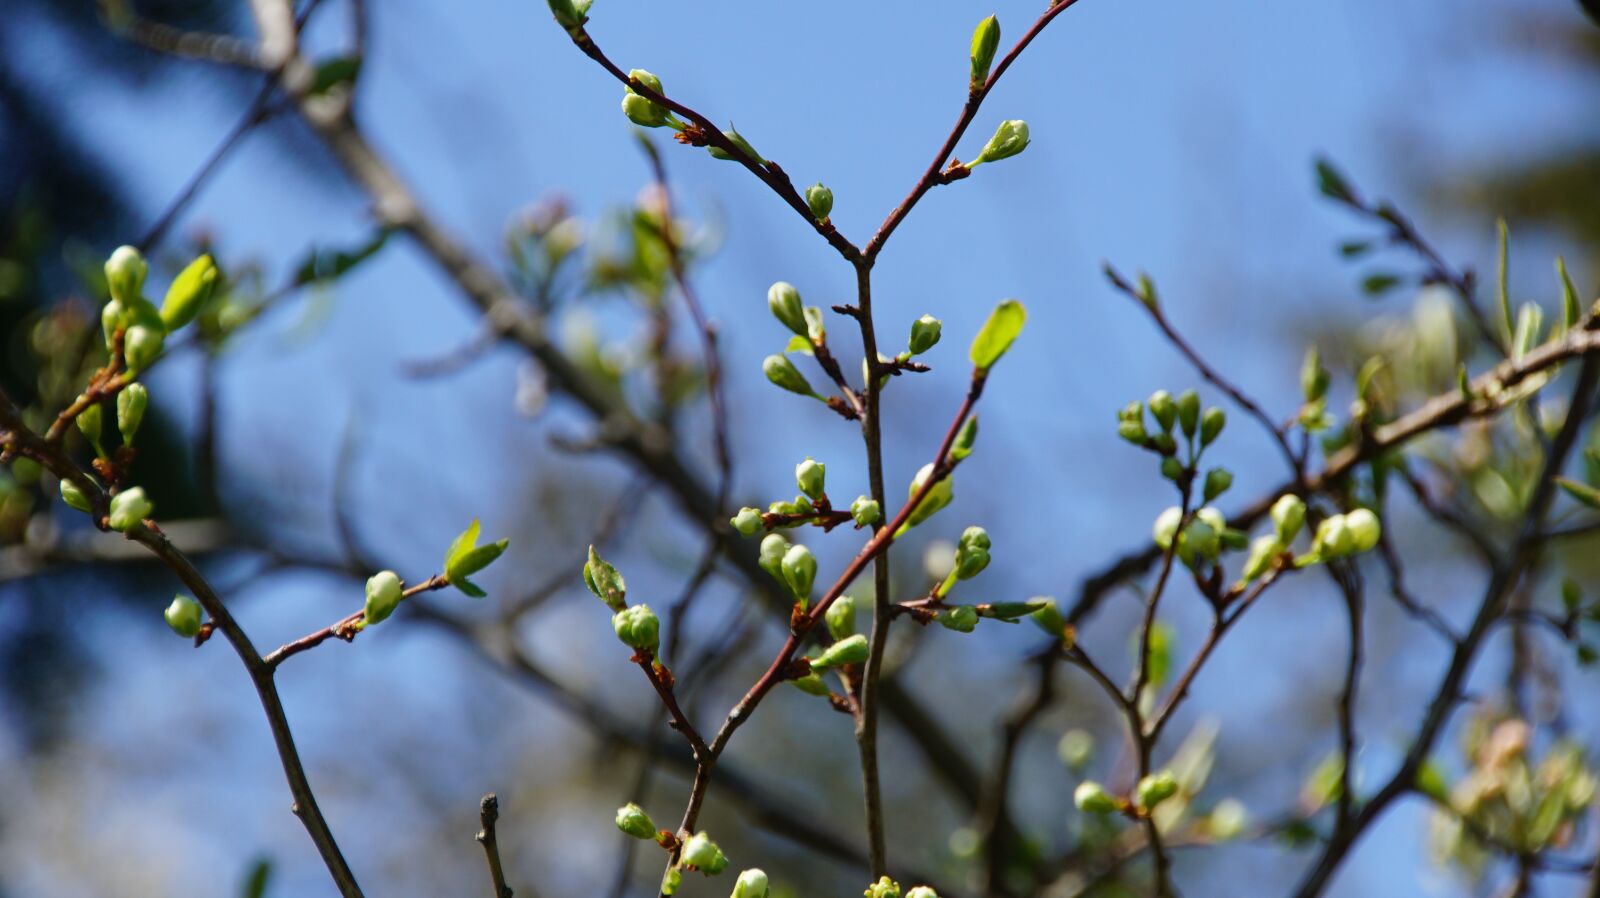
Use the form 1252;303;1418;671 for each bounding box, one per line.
812;633;869;670
161;254;217;330
767;282;808;337
1029;597;1068;641
584;544;627;611
708;126;764;165
781;543;817;604
117;383;148;442
615;803;656;840
612;604;661;654
970;15;1000;89
850;495;881;527
1136;770;1180;811
1176;389;1200;438
1202;467;1233;502
1271;494;1307;544
165;594;203;638
108;487;152;531
763;354;818;398
951;415;978;461
104;245;148;305
1074;780;1119;814
363;570;403;626
898;463;953;534
1200;407;1226;446
804;183;833;221
60;478;93;514
936;605;978;632
908;314;942;355
825;595;857;641
795;457;826;501
970;119;1029;166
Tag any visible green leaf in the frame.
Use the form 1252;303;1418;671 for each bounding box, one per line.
784;335;814;356
454;578;488;599
1497;218;1513;346
293;228;392;286
1557;256;1581;332
444;519;508;595
1557;478;1600;509
240;858;273;898
1361;273;1402;296
1338;240;1371;258
969;299;1027;371
309;55;362;95
1314;158;1356;205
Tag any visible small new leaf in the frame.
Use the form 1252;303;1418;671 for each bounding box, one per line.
444;519;508;597
969;299;1027;371
1558;478;1600;510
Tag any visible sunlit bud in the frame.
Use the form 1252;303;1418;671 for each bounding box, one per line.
1272;494;1306;544
708;126;764;165
1117;401;1147;445
622;92;671;128
1176;389;1200;438
662;867;682;896
909;314;942;355
970;119;1029;167
955;526;991;579
108;487;152;531
1147;390;1176;432
1312;514;1354;559
759;533;789;583
804;183;833;221
767;282;807;336
124;324;165;374
812;633;869;670
1203;467;1232;502
789;672;831;695
105;245;148;305
1200;407;1226;446
826;595;857;641
628;68;662;94
1160;457;1184;481
76;403;103;447
732;868;769;898
160;254;217;330
363;570;403;626
1196;507;1226;538
101;299;124;346
850;495;881;527
731;507;763;537
117;383;148;442
796;457;826;501
1344;508;1381;554
1152;506;1183;550
164;594;203;638
1058;729;1094;770
899;462;953;534
1181;519;1219;564
1074;781;1118;814
905;888;940;898
864;877;902;898
1030;597;1067;641
615;803;656;840
970;15;1000;89
1209;799;1248;841
937;605;978;632
763;354;818;398
951;415;978;461
681;832;729;875
1136;771;1180;811
612;604;661;654
59;478;92;513
584;544;627;611
546;0;592;29
781;543;817;603
1240;535;1281;582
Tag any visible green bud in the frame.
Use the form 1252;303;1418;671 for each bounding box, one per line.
615;803;656;840
108;487;152;531
1074;780;1119;814
662;867;683;896
970;15;1000;89
680;831;728;875
1176;389;1200;438
117;383;148;442
1344;508;1381;554
1200;407;1226;446
1312;514;1355;559
1136;771;1180;811
812;633;869;670
612;604;661;654
1203;467;1233;502
444;519;508;597
905;888;940;898
864;877;902;898
622;92;671;128
546;0;590;28
732;868;769;898
796;457;826;501
955;527;991;579
951;415;978;461
758;533;789;582
363;570;403;626
936;605;978;632
160;254;217;330
1272;494;1307;544
101;299;124;347
1151;432;1177;455
59;478;93;514
1160;457;1184;481
767;282;807;337
781;543;817;604
970;119;1029;166
1029;597;1068;641
763;354;818;398
850;495;881;527
826;595;857;640
164;594;203;638
789;672;831;696
1152;506;1183;550
909;314;942;355
804;183;833;221
584;544;628;611
1057;729;1094;770
730;507;763;537
1147;390;1176;432
629;68;662;95
708;126;764;165
124;324;165;374
1302;346;1329;402
899;463;953;534
76;403;103;446
1240;535;1281;582
1209;798;1248;841
105;245;148;305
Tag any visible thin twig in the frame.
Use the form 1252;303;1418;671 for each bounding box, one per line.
476;794;515;898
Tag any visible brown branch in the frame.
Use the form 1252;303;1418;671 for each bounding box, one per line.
476;794;515;898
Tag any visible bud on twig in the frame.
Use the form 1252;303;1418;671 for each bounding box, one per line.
731;507;763;537
1272;494;1306;545
708;125;764;165
969;120;1029;167
164;594;203;638
908;314;942;355
795;457;826;501
898;463;953;535
161;254;217;330
1148;390;1176;432
105;245;148;305
615;803;656;840
936;605;978;632
584;545;627;611
612;604;660;654
731;868;768;898
1136;771;1180;811
680;831;729;875
60;479;92;514
117;383;148;443
108;487;152;531
767;282;807;337
1176;389;1200;439
850;495;881;527
812;633;868;671
1074;780;1118;814
1203;467;1232;502
970;15;1000;90
363;570;403;626
804;183;833;222
826;595;857;640
781;543;817;605
1200;407;1226;447
763;354;820;399
864;876;902;898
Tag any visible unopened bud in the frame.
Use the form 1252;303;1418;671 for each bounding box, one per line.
758;533;789;582
900;463;953;534
612;604;661;654
1344;508;1381;554
850;495;881;527
1058;729;1094;770
1152;506;1183;550
1147;390;1176;432
789;672;831;696
937;605;978;632
1200;407;1226;446
970;15;1000;89
681;831;729;875
1160;457;1184;481
1203;467;1233;502
781;543;817;604
731;507;763;537
905;888;940;898
1312;514;1355;559
909;314;942;355
951;415;978;461
1074;780;1118;814
584;544;627;611
804;183;833;221
826;595;857;640
767;282;807;337
812;633;869;670
796;457;826;501
59;478;92;514
955;526;991;579
1136;771;1180;811
161;254;217;330
364;570;403;626
615;803;656;840
1240;535;1281;582
1029;597;1067;641
1176;389;1200;438
970;119;1029;166
1117;401;1148;445
76;403;103;447
164;594;203;638
731;869;768;898
117;383;148;442
623;92;671;128
546;0;591;28
1272;494;1307;544
864;877;902;898
763;354;818;398
124;324;165;374
108;487;152;531
708;126;764;165
104;245;147;305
